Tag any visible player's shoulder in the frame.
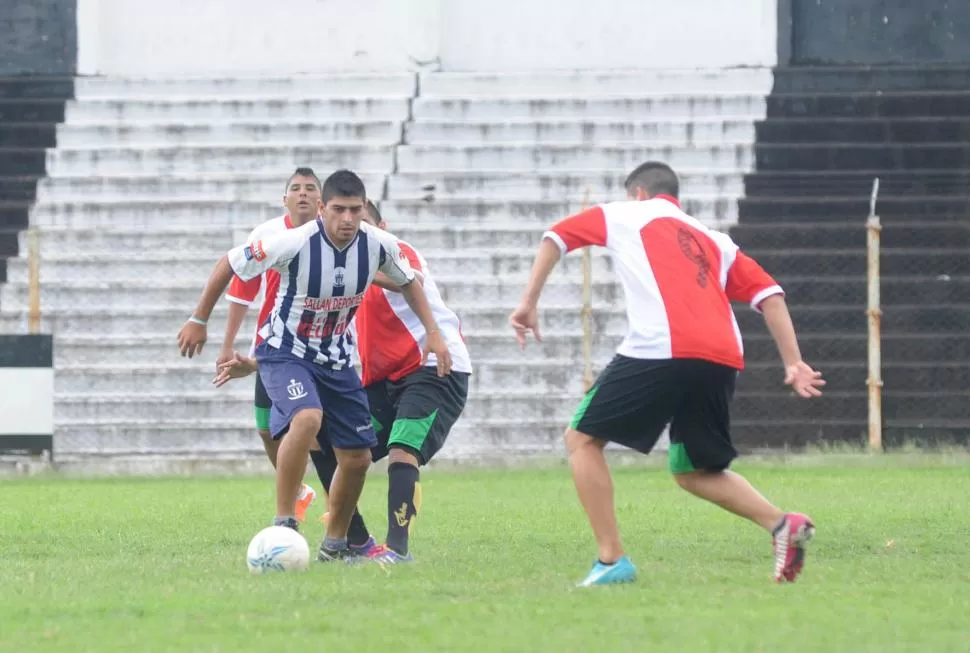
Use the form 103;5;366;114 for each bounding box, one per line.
248;214;291;239
359;221;397;246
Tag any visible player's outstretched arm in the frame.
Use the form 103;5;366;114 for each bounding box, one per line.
509;238;561;348
759;295;825;398
177;255;235;359
400;281;452;377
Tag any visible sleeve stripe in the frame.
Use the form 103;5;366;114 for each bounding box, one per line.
750;285;785;313
542;231;568;256
225;294;253;306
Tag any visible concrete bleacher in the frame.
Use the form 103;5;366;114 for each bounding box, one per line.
0;68;772;460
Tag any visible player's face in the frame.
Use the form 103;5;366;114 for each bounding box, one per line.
321;196;365;245
283;175;321;223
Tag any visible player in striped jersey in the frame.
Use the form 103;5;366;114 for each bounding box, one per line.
178;170;452;562
216;200;473;563
217;166;350;525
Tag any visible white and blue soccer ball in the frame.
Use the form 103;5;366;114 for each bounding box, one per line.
246;526;311;574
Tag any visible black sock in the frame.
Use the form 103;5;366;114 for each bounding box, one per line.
308;448;371;547
386;462;420;555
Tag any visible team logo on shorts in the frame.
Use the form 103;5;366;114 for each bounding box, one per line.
287;379;308;400
332;267;346;288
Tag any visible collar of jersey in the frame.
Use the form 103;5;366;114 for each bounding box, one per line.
315;216;360;252
653;194;681;208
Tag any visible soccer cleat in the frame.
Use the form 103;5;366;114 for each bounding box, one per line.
350;535;379;556
577;556;637;587
295;484;316;523
317;540;364;563
273;516;300;532
365;544;413;565
772;512;816;583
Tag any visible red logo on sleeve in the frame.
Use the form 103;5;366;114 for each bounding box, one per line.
251;240;267;262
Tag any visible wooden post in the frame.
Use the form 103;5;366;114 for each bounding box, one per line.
866;178;883;451
27;229;41;334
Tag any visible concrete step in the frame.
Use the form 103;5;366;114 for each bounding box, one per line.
387;170;743;201
65;98;411;123
744;170;970;198
50;417;574;457
405;119;755;145
53;334;260;366
0;274;622;311
757;276;970;306
743;333;970;364
3;250;614;285
75;73;417;99
397;143;754;172
748;248;970;277
731;222;970;249
412;96;766;120
54;391;596;423
736;391;970;422
52;418;260;455
419;69;773;97
46;145;396;176
737;304;970;334
384;199;733;227
766;91;970;120
56;120;403;147
738;195;970;221
36;172;388;203
754;142;970;173
27;202;282;229
732;419;869;448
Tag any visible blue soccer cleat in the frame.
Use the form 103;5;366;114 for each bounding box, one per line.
577;556;637;587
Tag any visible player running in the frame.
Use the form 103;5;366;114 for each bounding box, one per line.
215;200;473;564
509;161;824;587
217;167;323;523
178;170;452;562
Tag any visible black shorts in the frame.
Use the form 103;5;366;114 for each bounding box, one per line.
570;355;738;473
367;367;470;465
254;371;272;431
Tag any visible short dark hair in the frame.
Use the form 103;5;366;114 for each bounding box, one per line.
285;167;321;192
322;169;366;202
365;200;383;223
624;161;679;199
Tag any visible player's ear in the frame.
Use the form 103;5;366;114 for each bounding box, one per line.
316;198;325;214
379;220;388;230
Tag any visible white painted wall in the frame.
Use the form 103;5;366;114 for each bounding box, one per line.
77;0;777;76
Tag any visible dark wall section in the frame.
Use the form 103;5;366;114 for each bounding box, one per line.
786;0;970;65
0;0;77;75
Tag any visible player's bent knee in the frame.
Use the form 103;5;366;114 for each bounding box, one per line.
289;409;323;438
564;427;606;456
334;447;372;471
388;445;420;466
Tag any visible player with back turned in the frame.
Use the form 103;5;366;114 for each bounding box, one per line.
509;161;824;587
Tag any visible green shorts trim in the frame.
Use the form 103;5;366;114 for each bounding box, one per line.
569;385;599;430
667;442;696;474
387;409;438;452
255;405;271;431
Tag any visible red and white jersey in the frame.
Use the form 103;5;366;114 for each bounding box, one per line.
352;238;472;386
544;195;783;370
225;214;294;356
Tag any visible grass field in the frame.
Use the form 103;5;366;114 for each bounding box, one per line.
2;453;969;653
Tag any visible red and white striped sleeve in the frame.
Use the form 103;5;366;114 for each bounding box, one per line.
226;274;262;306
543;207;608;256
726;251;785;312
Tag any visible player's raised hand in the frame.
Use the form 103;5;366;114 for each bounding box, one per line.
423;329;452;377
213;351;258;387
509;303;541;349
784;361;825;398
177;320;207;358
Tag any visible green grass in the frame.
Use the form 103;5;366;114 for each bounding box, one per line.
2;456;969;653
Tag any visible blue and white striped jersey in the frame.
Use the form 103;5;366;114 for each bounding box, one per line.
227;218;415;369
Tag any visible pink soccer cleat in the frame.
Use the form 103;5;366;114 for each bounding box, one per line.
772;512;815;583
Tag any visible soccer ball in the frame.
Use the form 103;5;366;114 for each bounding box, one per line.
246;526;311;574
